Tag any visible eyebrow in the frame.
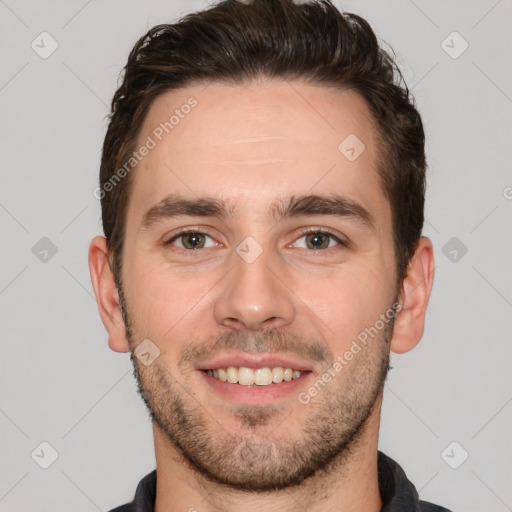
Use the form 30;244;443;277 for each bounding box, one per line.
140;193;374;230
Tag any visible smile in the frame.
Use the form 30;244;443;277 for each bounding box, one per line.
203;366;305;386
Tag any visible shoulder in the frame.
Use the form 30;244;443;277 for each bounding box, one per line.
106;505;134;512
106;469;157;512
378;451;453;512
419;500;453;512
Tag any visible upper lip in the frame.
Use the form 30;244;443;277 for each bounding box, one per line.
196;353;315;372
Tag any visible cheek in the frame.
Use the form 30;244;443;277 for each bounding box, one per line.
294;265;392;353
128;260;217;341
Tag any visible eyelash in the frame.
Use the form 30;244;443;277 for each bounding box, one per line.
163;227;347;255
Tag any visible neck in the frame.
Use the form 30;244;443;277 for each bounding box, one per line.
154;399;383;512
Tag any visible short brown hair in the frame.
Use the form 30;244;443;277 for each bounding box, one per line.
99;0;426;288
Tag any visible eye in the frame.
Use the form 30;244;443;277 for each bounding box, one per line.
293;230;345;250
165;230;217;250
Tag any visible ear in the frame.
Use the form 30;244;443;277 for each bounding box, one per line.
88;236;130;353
390;236;435;354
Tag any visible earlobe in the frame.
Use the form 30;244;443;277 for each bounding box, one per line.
88;236;130;353
390;237;435;354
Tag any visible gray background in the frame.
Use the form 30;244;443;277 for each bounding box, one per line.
1;0;511;510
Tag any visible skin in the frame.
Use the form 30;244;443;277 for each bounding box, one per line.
89;79;434;512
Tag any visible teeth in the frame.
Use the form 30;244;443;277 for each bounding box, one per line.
239;367;255;386
227;367;238;384
272;367;284;383
206;366;303;386
254;367;273;386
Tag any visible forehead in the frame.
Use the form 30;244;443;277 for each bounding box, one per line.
127;79;387;225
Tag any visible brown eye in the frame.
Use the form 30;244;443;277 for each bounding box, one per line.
291;230;347;252
305;233;331;249
165;231;217;250
181;232;206;249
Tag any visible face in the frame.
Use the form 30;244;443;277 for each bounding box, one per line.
118;80;399;490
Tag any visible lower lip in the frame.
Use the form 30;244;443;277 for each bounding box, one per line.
199;370;313;405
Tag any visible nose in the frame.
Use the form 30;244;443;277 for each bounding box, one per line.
214;248;295;331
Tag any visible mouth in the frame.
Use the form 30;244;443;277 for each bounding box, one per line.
196;354;314;405
202;366;307;386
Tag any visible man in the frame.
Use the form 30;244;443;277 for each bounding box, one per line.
88;0;450;510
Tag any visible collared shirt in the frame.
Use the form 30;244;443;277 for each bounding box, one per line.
108;451;452;511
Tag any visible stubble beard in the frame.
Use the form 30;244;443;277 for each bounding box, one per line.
119;284;393;491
